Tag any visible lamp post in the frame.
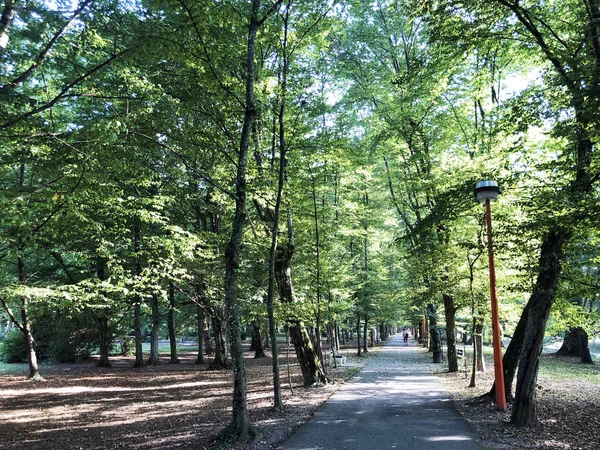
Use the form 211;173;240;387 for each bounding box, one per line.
475;180;507;412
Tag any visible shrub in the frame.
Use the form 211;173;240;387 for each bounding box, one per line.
0;329;27;363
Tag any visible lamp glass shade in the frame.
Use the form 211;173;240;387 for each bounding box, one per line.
475;180;500;203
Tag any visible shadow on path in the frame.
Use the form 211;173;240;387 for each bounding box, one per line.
279;334;484;450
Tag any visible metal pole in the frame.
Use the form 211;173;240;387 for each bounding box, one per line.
485;199;507;411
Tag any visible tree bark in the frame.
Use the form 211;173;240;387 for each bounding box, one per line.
133;299;144;367
96;316;111;367
363;314;369;353
208;312;230;370
275;240;326;386
133;218;144;368
356;313;362;356
475;321;485;372
555;326;592;363
578;329;593;364
443;293;458;372
0;0;17;55
512;228;569;427
196;305;205;364
95;258;111;367
168;282;180;364
251;321;266;358
428;304;441;352
147;293;160;366
486;290;530;402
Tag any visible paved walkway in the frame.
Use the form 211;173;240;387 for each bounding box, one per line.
280;334;483;450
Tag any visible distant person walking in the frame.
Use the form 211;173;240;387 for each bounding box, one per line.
403;331;409;346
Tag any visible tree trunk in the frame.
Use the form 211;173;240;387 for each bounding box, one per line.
147;293;160;366
443;293;458;372
21;302;40;380
96;258;111;367
252;321;266;358
168;282;180;364
362;315;369;353
487;300;530;402
133;299;144;368
208;313;230;370
275;241;326;386
196;305;204;364
356;313;362;357
133;217;144;368
475;321;485;372
0;0;17;55
555;326;592;362
578;328;593;364
96;316;111;367
428;304;441;352
512;228;569;427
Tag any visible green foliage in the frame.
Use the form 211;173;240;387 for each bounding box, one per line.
0;330;27;363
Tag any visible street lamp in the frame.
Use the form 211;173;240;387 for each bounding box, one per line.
475;180;507;412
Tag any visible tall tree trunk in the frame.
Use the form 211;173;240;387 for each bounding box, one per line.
362;314;369;353
579;329;593;364
356;313;362;357
133;218;144;368
168;282;180;364
21;303;40;380
196;305;205;364
512;228;569;427
444;293;458;372
555;327;582;357
475;321;485;372
428;304;441;352
96;316;111;368
310;168;325;371
275;240;326;386
9;164;41;380
252;321;266;358
209;312;230;370
133;299;144;367
220;0;276;439
96;257;111;367
147;293;160;366
491;301;530;401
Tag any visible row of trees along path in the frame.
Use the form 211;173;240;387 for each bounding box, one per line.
0;0;598;444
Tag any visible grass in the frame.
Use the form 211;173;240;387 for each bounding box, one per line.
539;354;600;382
0;361;26;375
449;341;600;386
140;343;198;353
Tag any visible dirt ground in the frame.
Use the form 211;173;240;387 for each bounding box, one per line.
436;354;600;450
2;343;599;450
0;342;361;450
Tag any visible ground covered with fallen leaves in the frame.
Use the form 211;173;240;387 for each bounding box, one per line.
2;341;599;449
436;353;600;449
0;342;364;450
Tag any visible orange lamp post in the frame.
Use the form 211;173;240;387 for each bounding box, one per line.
475;180;507;412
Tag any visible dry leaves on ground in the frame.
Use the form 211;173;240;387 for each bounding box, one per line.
437;355;600;450
0;344;364;450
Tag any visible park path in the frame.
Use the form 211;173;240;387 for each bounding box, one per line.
279;334;484;450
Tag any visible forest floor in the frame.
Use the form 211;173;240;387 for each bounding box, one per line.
436;352;600;449
0;340;369;450
1;340;599;449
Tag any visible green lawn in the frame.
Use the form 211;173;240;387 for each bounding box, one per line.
0;361;27;375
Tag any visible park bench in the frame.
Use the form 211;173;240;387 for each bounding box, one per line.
329;348;346;366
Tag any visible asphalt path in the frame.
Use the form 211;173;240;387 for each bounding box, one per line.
279;334;484;450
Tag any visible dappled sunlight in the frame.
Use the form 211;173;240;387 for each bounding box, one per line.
0;380;228;398
426;435;474;442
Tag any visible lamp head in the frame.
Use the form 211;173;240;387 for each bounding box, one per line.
475;180;501;203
